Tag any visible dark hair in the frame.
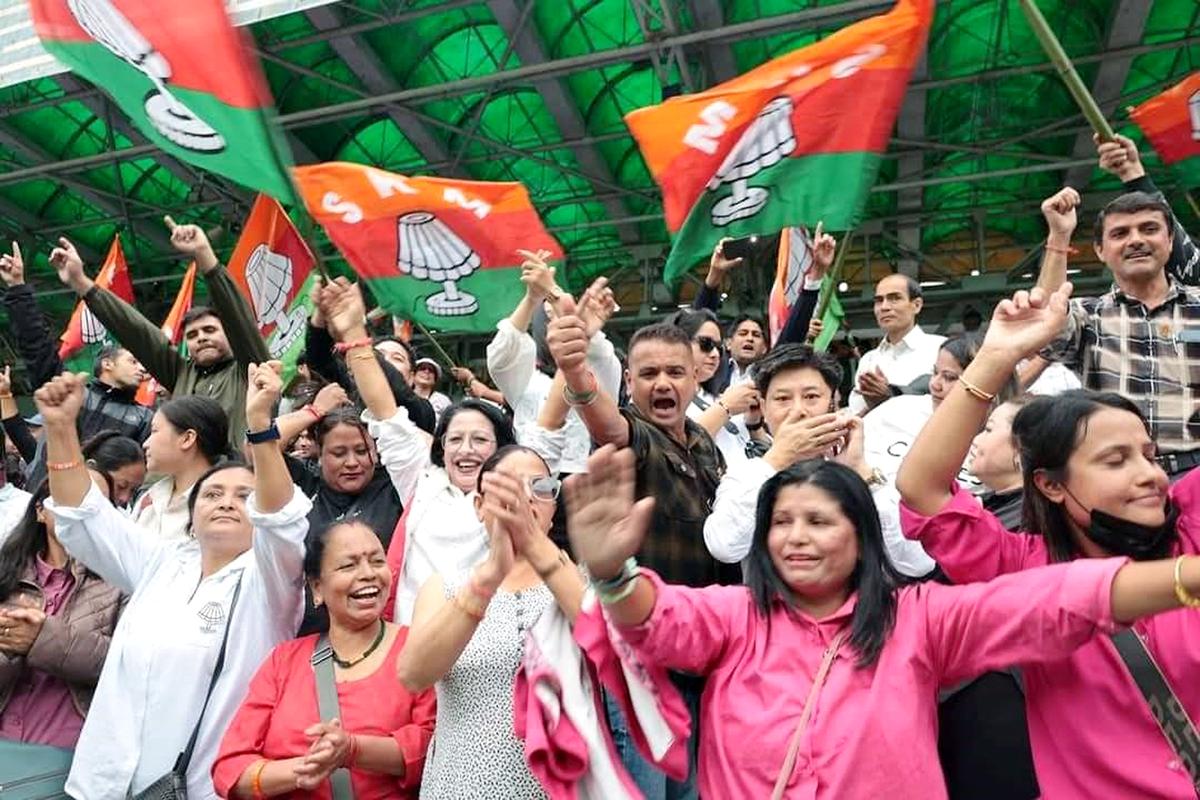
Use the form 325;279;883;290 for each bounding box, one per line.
159;395;230;466
314;405;367;447
1092;191;1175;246
753;344;843;396
475;444;551;493
627;322;693;361
727;314;766;339
668;308;727;395
1011;390;1149;561
431;399;517;469
302;518;383;634
181;305;221;331
82;431;145;473
373;336;415;370
937;335;1019;404
288;379;328;408
185;458;252;534
0;481;50;601
876;273;922;301
92;343;126;378
744;461;906;667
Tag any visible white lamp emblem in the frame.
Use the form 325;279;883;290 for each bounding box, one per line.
79;306;108;345
245;244;306;359
67;0;225;153
396;211;480;317
708;96;796;226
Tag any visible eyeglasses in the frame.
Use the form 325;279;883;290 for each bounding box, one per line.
441;432;497;452
528;476;561;502
695;336;721;354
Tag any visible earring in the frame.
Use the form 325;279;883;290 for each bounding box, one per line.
313;598;322;608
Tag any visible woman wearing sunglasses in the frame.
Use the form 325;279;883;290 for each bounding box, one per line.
398;444;585;799
670;309;768;468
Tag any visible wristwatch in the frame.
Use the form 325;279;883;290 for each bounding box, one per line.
246;421;281;444
864;467;887;488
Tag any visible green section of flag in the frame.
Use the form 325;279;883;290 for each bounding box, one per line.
63;341;104;375
1170;155;1200;189
664;151;881;286
268;272;317;386
49;40;295;204
812;277;845;352
367;268;526;334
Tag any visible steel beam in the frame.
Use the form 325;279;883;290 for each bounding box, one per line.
1061;0;1154;189
303;5;455;170
488;0;640;244
688;0;739;84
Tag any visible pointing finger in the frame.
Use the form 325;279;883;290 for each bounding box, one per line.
163;215;177;231
12;241;19;261
814;220;824;242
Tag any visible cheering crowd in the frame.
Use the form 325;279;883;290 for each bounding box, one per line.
0;133;1196;800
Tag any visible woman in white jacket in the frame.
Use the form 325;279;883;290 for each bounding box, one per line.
37;362;310;800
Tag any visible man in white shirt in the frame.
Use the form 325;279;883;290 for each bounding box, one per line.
848;274;945;415
726;315;768;385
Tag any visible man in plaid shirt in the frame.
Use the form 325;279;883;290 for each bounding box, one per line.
1037;184;1200;478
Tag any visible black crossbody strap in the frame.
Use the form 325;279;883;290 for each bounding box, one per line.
174;571;243;773
690;395;740;436
1110;629;1200;794
312;635;356;800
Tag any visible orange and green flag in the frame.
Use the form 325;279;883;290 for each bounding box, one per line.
293;163;564;333
226;195;316;384
626;0;933;284
134;262;196;406
58;235;134;372
1130;71;1200;187
29;0;296;203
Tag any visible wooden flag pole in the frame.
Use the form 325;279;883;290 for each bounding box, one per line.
806;230;851;346
1186;190;1200;222
1018;0;1115;142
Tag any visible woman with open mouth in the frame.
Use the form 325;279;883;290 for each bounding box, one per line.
214;515;436;798
310;279;516;628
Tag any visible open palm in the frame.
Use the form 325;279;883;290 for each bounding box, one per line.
565;446;654;580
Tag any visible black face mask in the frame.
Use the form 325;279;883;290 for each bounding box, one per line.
1081;502;1178;561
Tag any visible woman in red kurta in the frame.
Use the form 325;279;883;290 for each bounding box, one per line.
213;518;436;798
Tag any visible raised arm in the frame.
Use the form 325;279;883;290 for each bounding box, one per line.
486;249;559;403
1035;187;1080;295
36;373;162;593
321;279;397;420
1098;133;1198;284
692;238;741;312
897;283;1072;516
246;362;292;513
1;243;64;388
547;296;629;448
0;366;36;463
164;216;271;367
397;513;516;692
50;237;183;390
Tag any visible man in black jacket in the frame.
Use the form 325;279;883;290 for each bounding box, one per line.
0;242;152;488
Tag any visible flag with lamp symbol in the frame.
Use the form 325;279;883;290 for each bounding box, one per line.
292;163;564;333
626;0;933;285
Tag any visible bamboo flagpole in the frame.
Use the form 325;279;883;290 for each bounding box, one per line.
806;230;850;348
413;320;459;371
1018;0;1116;142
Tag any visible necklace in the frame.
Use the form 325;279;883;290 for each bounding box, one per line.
331;619;386;668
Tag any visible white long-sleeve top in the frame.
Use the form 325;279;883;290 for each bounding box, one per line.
48;482;310;800
702;456;935;577
370;405;488;626
486;319;621;473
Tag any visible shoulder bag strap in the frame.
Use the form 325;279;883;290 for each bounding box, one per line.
690;395;740;436
312;635;356;800
174;570;243;774
771;631;846;800
1110;629;1200;794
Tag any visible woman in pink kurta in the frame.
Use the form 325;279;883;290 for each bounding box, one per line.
562;443;1200;799
898;285;1200;798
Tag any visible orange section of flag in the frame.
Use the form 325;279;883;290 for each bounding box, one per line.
135;263;196;406
1130;71;1200;165
626;0;932;232
769;227;813;345
59;235;134;359
291;163;564;280
225;194;316;339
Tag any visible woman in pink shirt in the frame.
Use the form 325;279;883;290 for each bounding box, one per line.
898;285;1200;798
562;433;1200;800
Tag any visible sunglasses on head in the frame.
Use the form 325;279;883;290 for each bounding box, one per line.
695;336;721;354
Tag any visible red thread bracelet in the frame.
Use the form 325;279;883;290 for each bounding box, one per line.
303;405;323;423
1044;240;1078;256
333;337;373;354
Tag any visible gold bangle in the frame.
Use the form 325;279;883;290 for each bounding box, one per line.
250;758;268;799
1174;556;1200;608
957;375;996;403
